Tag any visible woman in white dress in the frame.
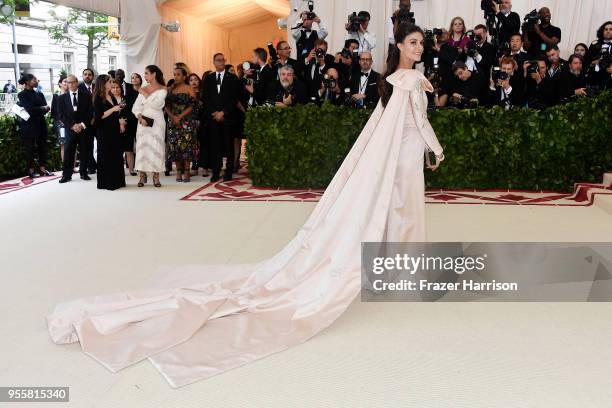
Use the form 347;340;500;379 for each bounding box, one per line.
132;65;167;187
47;23;444;387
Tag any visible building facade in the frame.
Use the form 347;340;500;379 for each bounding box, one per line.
0;1;119;94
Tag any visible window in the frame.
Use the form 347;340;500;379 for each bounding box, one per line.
63;52;74;74
17;44;33;54
108;56;117;71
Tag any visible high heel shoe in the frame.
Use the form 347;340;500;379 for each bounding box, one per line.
153;173;161;187
183;170;191;183
138;172;147;187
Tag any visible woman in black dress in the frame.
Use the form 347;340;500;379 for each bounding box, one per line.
93;75;126;191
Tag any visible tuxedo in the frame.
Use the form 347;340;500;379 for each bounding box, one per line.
253;64;276;105
201;70;240;179
58;89;94;177
349;69;380;108
295;29;319;60
295;54;336;98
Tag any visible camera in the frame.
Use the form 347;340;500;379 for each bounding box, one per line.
242;61;260;86
452;95;480;109
465;30;483;58
526;60;540;75
498;41;511;58
481;0;501;15
391;6;415;25
315;47;326;59
304;0;315;20
340;47;358;61
347;12;365;33
492;67;509;82
268;42;278;64
322;73;337;90
522;9;540;32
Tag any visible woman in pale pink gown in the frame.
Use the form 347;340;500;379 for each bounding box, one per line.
46;23;444;388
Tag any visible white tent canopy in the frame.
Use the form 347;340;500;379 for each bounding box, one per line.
43;0;612;77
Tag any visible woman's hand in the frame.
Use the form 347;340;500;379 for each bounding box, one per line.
426;152;444;171
171;114;181;125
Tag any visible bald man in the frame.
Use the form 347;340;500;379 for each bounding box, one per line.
525;7;561;58
349;51;380;109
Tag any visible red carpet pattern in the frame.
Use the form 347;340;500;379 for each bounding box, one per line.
0;173;60;195
182;167;612;206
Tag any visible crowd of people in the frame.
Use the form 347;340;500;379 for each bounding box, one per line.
12;0;611;187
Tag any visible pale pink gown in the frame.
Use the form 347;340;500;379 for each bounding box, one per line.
46;68;444;388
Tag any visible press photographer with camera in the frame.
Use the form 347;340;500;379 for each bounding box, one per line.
442;61;488;108
345;11;376;54
316;68;349;106
296;38;335;99
265;65;308;107
587;21;612;84
292;3;329;61
335;39;361;89
387;0;415;60
524;7;561;58
487;57;525;108
243;47;275;106
523;58;555;108
348;51;380;109
487;0;520;46
558;54;589;102
470;24;498;77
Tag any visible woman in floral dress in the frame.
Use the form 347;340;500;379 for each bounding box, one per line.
165;67;199;182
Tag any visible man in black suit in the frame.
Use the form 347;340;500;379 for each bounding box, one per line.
295;38;336;99
349;51;380;108
490;0;521;47
78;68;96;174
266;65;309;106
201;53;240;182
249;47;276;106
58;75;94;183
472;24;498;78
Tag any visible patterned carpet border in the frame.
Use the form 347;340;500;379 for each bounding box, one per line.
0;173;61;195
181;167;612;207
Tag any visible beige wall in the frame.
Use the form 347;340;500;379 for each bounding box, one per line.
158;6;286;79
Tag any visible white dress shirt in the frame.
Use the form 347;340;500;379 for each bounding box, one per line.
346;30;377;53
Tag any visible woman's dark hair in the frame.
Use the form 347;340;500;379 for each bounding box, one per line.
145;65;165;86
18;73;36;86
173;66;188;85
131;73;143;86
596;21;612;41
379;22;425;107
93;74;111;103
58;75;67;86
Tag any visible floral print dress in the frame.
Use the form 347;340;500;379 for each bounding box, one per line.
166;92;199;162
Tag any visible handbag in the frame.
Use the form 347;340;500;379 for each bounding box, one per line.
141;115;154;127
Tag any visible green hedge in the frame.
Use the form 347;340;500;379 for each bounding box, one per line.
0;115;61;181
245;91;612;192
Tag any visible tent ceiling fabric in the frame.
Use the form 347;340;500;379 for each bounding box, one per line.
164;0;290;29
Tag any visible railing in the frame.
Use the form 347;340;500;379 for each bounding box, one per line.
0;93;54;115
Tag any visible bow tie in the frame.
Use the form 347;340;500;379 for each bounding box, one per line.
361;72;369;77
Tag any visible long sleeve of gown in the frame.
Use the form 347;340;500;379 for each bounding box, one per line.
132;94;145;117
408;78;443;156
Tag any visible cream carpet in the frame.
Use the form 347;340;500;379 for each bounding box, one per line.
1;172;612;407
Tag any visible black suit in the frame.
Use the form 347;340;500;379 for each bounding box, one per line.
496;11;521;46
201;70;240;178
120;81;138;152
58;89;94;178
78;81;96;171
475;42;498;77
349;70;380;108
254;64;276;105
17;89;49;170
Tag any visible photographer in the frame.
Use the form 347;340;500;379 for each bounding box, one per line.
525;7;561;58
471;24;498;76
316;68;349;106
296;39;335;99
487;57;524;108
523;58;555;108
444;61;488;108
489;0;520;46
244;47;275;106
558;54;589;102
387;0;414;59
292;9;329;60
345;11;376;53
587;21;612;84
335;39;361;89
265;65;309;107
348;51;380;109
